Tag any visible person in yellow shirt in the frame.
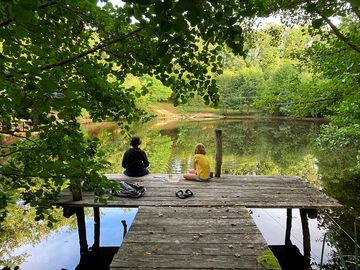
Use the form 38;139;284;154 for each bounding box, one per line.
183;143;211;181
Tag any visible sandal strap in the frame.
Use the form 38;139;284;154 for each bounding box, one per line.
175;190;186;199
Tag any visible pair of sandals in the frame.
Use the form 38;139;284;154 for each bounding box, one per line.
175;189;193;199
111;182;193;200
111;181;146;198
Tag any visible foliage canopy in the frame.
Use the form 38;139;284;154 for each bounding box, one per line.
0;0;359;222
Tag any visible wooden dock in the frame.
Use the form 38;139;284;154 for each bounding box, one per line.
57;174;341;269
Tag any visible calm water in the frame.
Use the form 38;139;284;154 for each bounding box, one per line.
1;208;137;270
1;118;359;269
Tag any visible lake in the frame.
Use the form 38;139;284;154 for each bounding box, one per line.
1;118;359;269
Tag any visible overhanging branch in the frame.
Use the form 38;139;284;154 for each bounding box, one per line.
0;172;67;179
310;2;360;54
0;0;58;27
0;148;34;158
0;131;37;144
17;27;143;74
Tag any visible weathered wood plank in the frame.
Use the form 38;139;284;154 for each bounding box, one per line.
111;206;267;270
136;206;251;219
57;196;339;209
119;242;264;255
111;254;260;269
123;232;267;244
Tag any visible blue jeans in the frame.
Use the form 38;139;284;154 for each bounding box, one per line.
124;168;149;177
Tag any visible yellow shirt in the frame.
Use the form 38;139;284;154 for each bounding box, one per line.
194;154;210;179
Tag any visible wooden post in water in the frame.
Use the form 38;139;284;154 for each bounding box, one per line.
215;129;222;177
76;208;89;255
300;209;311;267
121;220;128;238
93;207;100;250
285;208;292;245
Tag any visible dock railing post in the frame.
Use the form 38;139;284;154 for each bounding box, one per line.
215;129;222;177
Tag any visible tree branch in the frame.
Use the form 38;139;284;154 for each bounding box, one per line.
311;3;360;54
0;0;58;27
100;48;122;59
0;131;37;144
39;28;143;71
0;172;67;179
0;148;34;158
10;27;143;76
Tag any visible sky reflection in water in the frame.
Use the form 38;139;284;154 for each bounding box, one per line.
250;208;333;266
11;208;137;270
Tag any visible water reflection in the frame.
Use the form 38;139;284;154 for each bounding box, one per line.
74;207;130;270
88;119;323;180
250;208;333;269
0;208;137;270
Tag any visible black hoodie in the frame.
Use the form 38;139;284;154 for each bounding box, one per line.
122;147;150;172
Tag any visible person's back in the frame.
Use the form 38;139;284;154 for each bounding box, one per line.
183;143;211;181
193;153;210;180
122;136;150;177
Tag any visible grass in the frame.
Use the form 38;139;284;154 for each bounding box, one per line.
320;217;360;269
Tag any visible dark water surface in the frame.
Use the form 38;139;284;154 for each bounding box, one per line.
1;118;359;269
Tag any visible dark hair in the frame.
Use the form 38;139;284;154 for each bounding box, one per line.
130;136;141;147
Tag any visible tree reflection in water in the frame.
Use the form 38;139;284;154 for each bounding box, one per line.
0;207;137;270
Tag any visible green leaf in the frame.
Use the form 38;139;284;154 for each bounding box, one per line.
305;3;317;13
13;5;34;24
157;42;169;56
14;25;29;38
19;0;39;10
312;19;323;29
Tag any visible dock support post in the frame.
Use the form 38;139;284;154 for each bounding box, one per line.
285;208;292;245
93;207;100;250
215;129;222;177
121;220;128;238
300;209;311;267
76;208;89;255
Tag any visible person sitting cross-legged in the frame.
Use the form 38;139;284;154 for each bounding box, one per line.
183;143;211;182
122;136;150;177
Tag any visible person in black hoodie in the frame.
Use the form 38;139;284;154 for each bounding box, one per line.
122;136;150;177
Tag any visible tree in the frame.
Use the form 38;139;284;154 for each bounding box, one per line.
217;67;264;113
122;74;172;110
0;0;263;221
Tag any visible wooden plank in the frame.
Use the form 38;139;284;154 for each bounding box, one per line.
117;242;263;256
137;206;251;219
111;254;260;269
111;206;267;270
123;232;267;244
57;196;340;209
